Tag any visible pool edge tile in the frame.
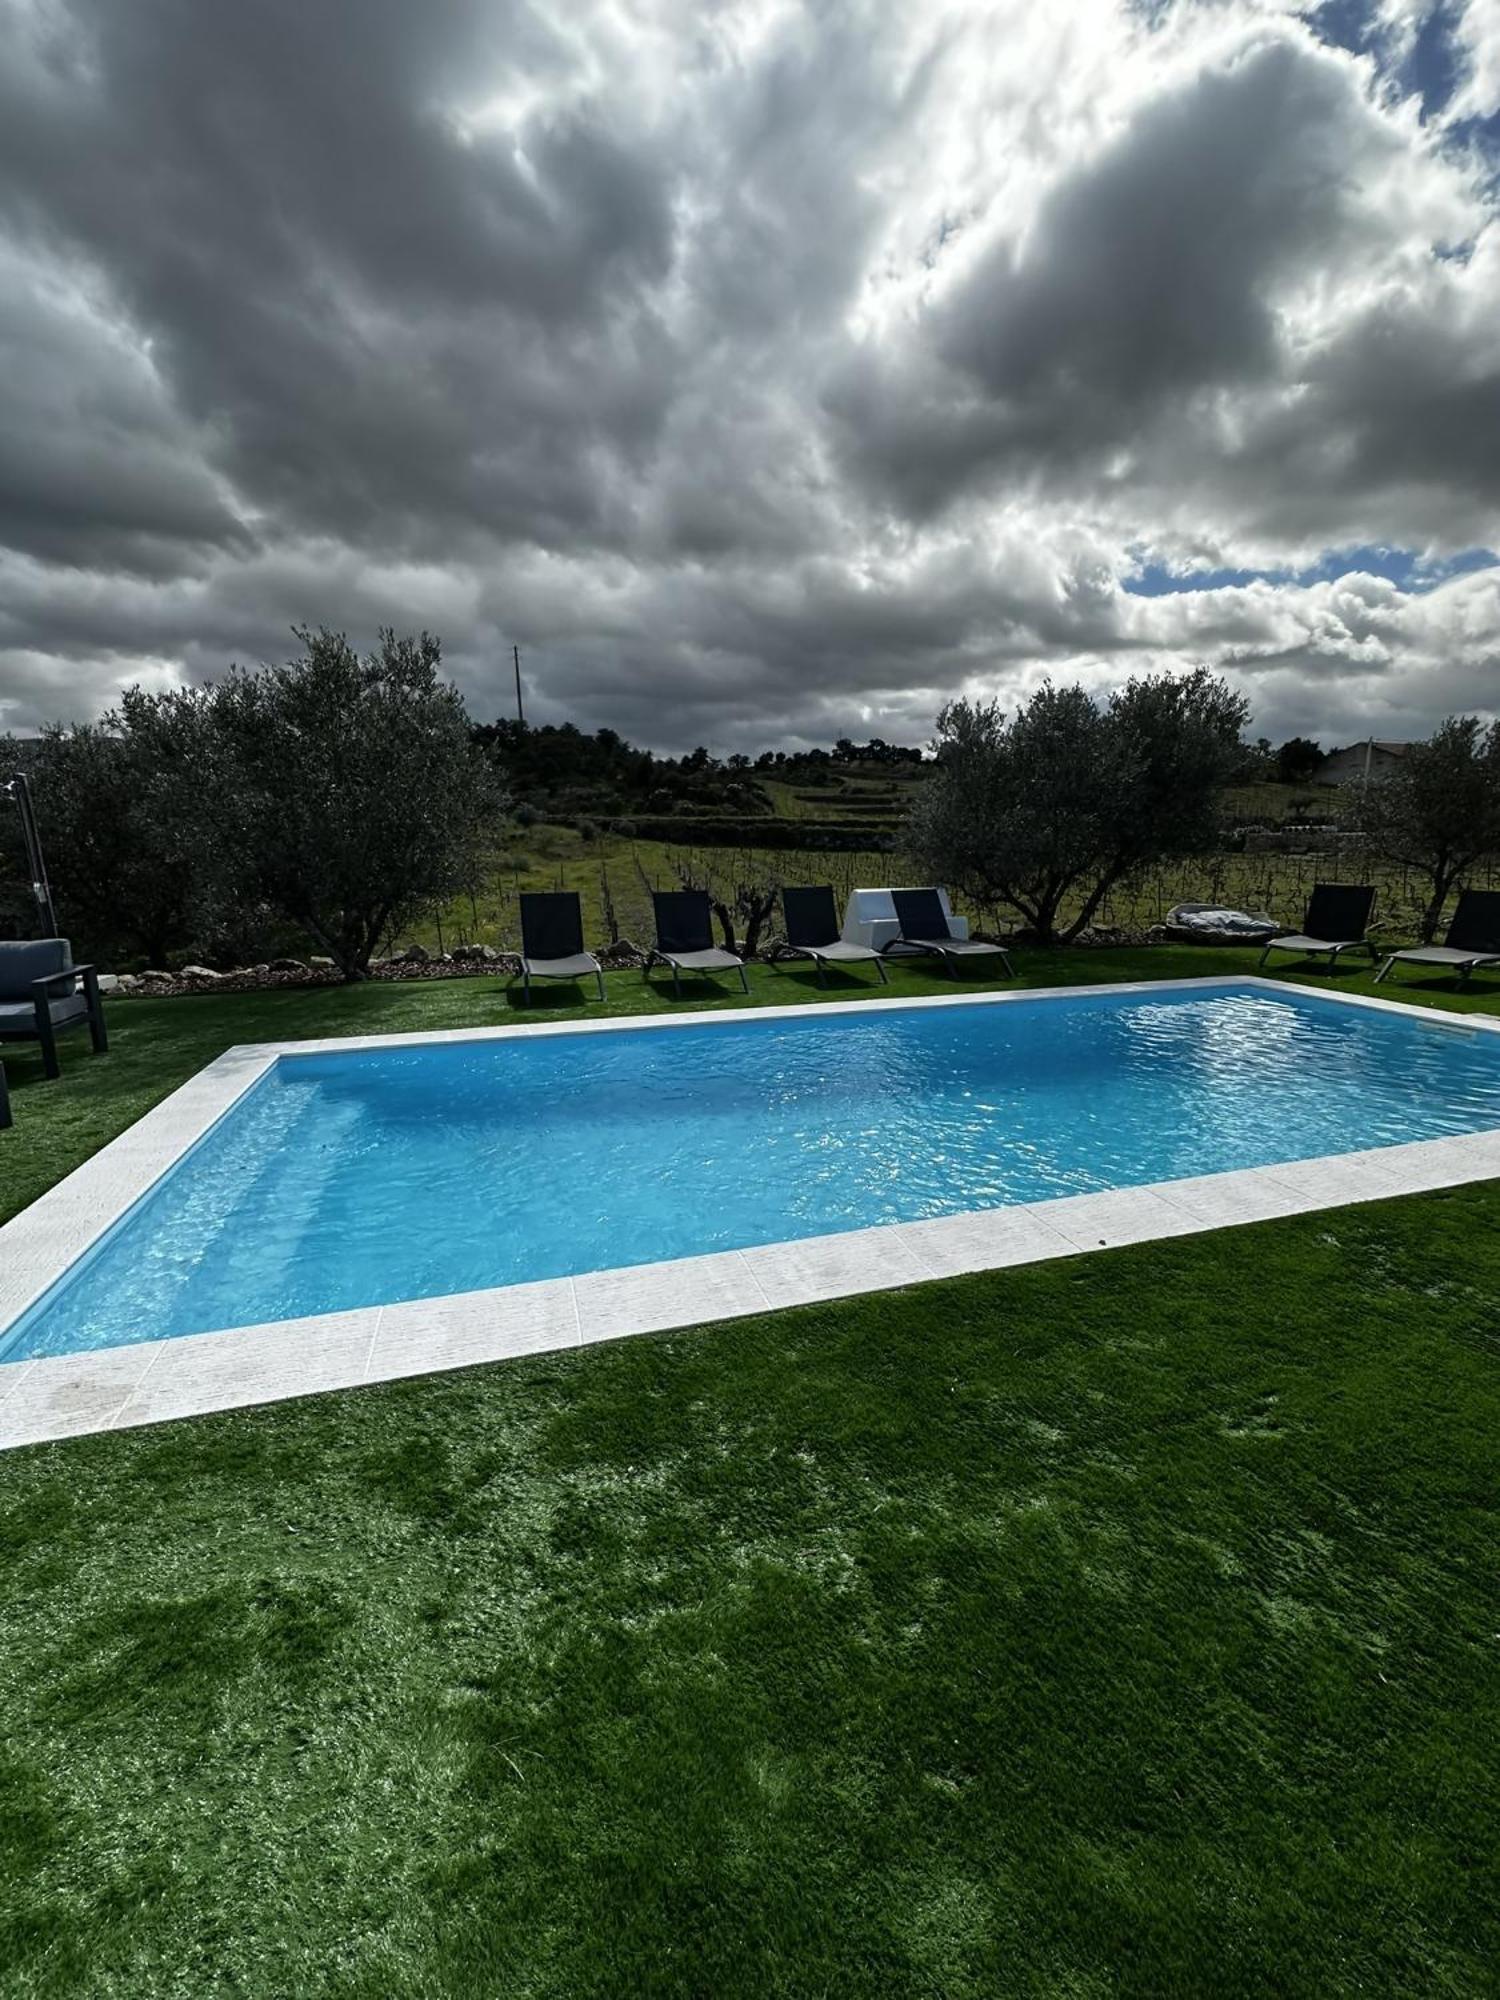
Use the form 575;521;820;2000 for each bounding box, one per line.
741;1225;931;1310
904;1206;1081;1279
0;1356;39;1416
1027;1186;1209;1251
365;1279;581;1381
0;1341;169;1449
573;1252;764;1344
107;1310;379;1434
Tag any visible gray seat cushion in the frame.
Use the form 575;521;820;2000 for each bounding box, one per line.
0;994;87;1034
1386;946;1500;967
523;953;601;978
1267;933;1362;952
661;948;743;971
0;938;74;1003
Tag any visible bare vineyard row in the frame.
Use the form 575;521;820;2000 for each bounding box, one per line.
406;837;1500;958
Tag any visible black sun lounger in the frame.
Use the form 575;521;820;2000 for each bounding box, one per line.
517;892;604;1001
647;890;749;996
1375;887;1500;985
778;885;887;984
1257;883;1378;971
644;888;748;996
883;889;1014;979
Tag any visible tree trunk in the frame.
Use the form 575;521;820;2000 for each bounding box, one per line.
739;892;778;961
1419;868;1455;945
1030;889;1064;948
1061;867;1121;944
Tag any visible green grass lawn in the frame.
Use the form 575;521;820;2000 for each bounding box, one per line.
2;951;1499;1996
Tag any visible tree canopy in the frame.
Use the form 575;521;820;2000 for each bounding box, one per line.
909;668;1249;944
1351;717;1500;940
8;629;505;977
19;687;231;966
208;628;505;977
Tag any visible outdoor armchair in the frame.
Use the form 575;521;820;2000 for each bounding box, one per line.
0;938;108;1080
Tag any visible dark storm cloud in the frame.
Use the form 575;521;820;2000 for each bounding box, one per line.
0;0;680;555
1;0;1499;751
0;256;247;568
824;33;1416;515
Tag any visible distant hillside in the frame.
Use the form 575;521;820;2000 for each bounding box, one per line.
472;720;928;846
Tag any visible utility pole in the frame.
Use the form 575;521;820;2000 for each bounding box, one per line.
513;644;525;726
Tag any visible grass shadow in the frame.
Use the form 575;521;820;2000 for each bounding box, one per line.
496;983;598;1013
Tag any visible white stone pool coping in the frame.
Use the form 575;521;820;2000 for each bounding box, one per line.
3;973;1500;1452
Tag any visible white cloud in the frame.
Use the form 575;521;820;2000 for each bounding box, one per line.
1449;0;1500;120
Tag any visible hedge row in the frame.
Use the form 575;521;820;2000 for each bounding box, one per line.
612;815;901;851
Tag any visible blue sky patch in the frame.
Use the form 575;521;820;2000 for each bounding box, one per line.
1124;546;1499;596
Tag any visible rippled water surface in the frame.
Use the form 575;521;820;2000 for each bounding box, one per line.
11;986;1500;1356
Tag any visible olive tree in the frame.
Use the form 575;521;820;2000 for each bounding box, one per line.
18;688;231;965
1351;716;1500;940
208;627;505;978
909;667;1249;945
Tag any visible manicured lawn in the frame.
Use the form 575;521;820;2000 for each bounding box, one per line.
2;951;1498;1995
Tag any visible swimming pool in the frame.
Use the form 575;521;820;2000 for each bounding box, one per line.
6;977;1500;1369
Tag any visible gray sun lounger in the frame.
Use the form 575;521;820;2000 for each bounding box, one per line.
778;885;887;984
517;892;604;1001
1257;883;1378;970
0;938;108;1079
1374;888;1500;985
646;890;749;995
883;889;1014;978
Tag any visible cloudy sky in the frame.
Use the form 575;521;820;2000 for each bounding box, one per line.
2;0;1499;752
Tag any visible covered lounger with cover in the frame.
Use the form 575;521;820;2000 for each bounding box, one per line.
1256;883;1378;971
1374;888;1500;985
778;885;887;984
647;889;748;995
517;892;604;1001
883;889;1014;979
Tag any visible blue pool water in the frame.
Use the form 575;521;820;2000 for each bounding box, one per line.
7;984;1500;1358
